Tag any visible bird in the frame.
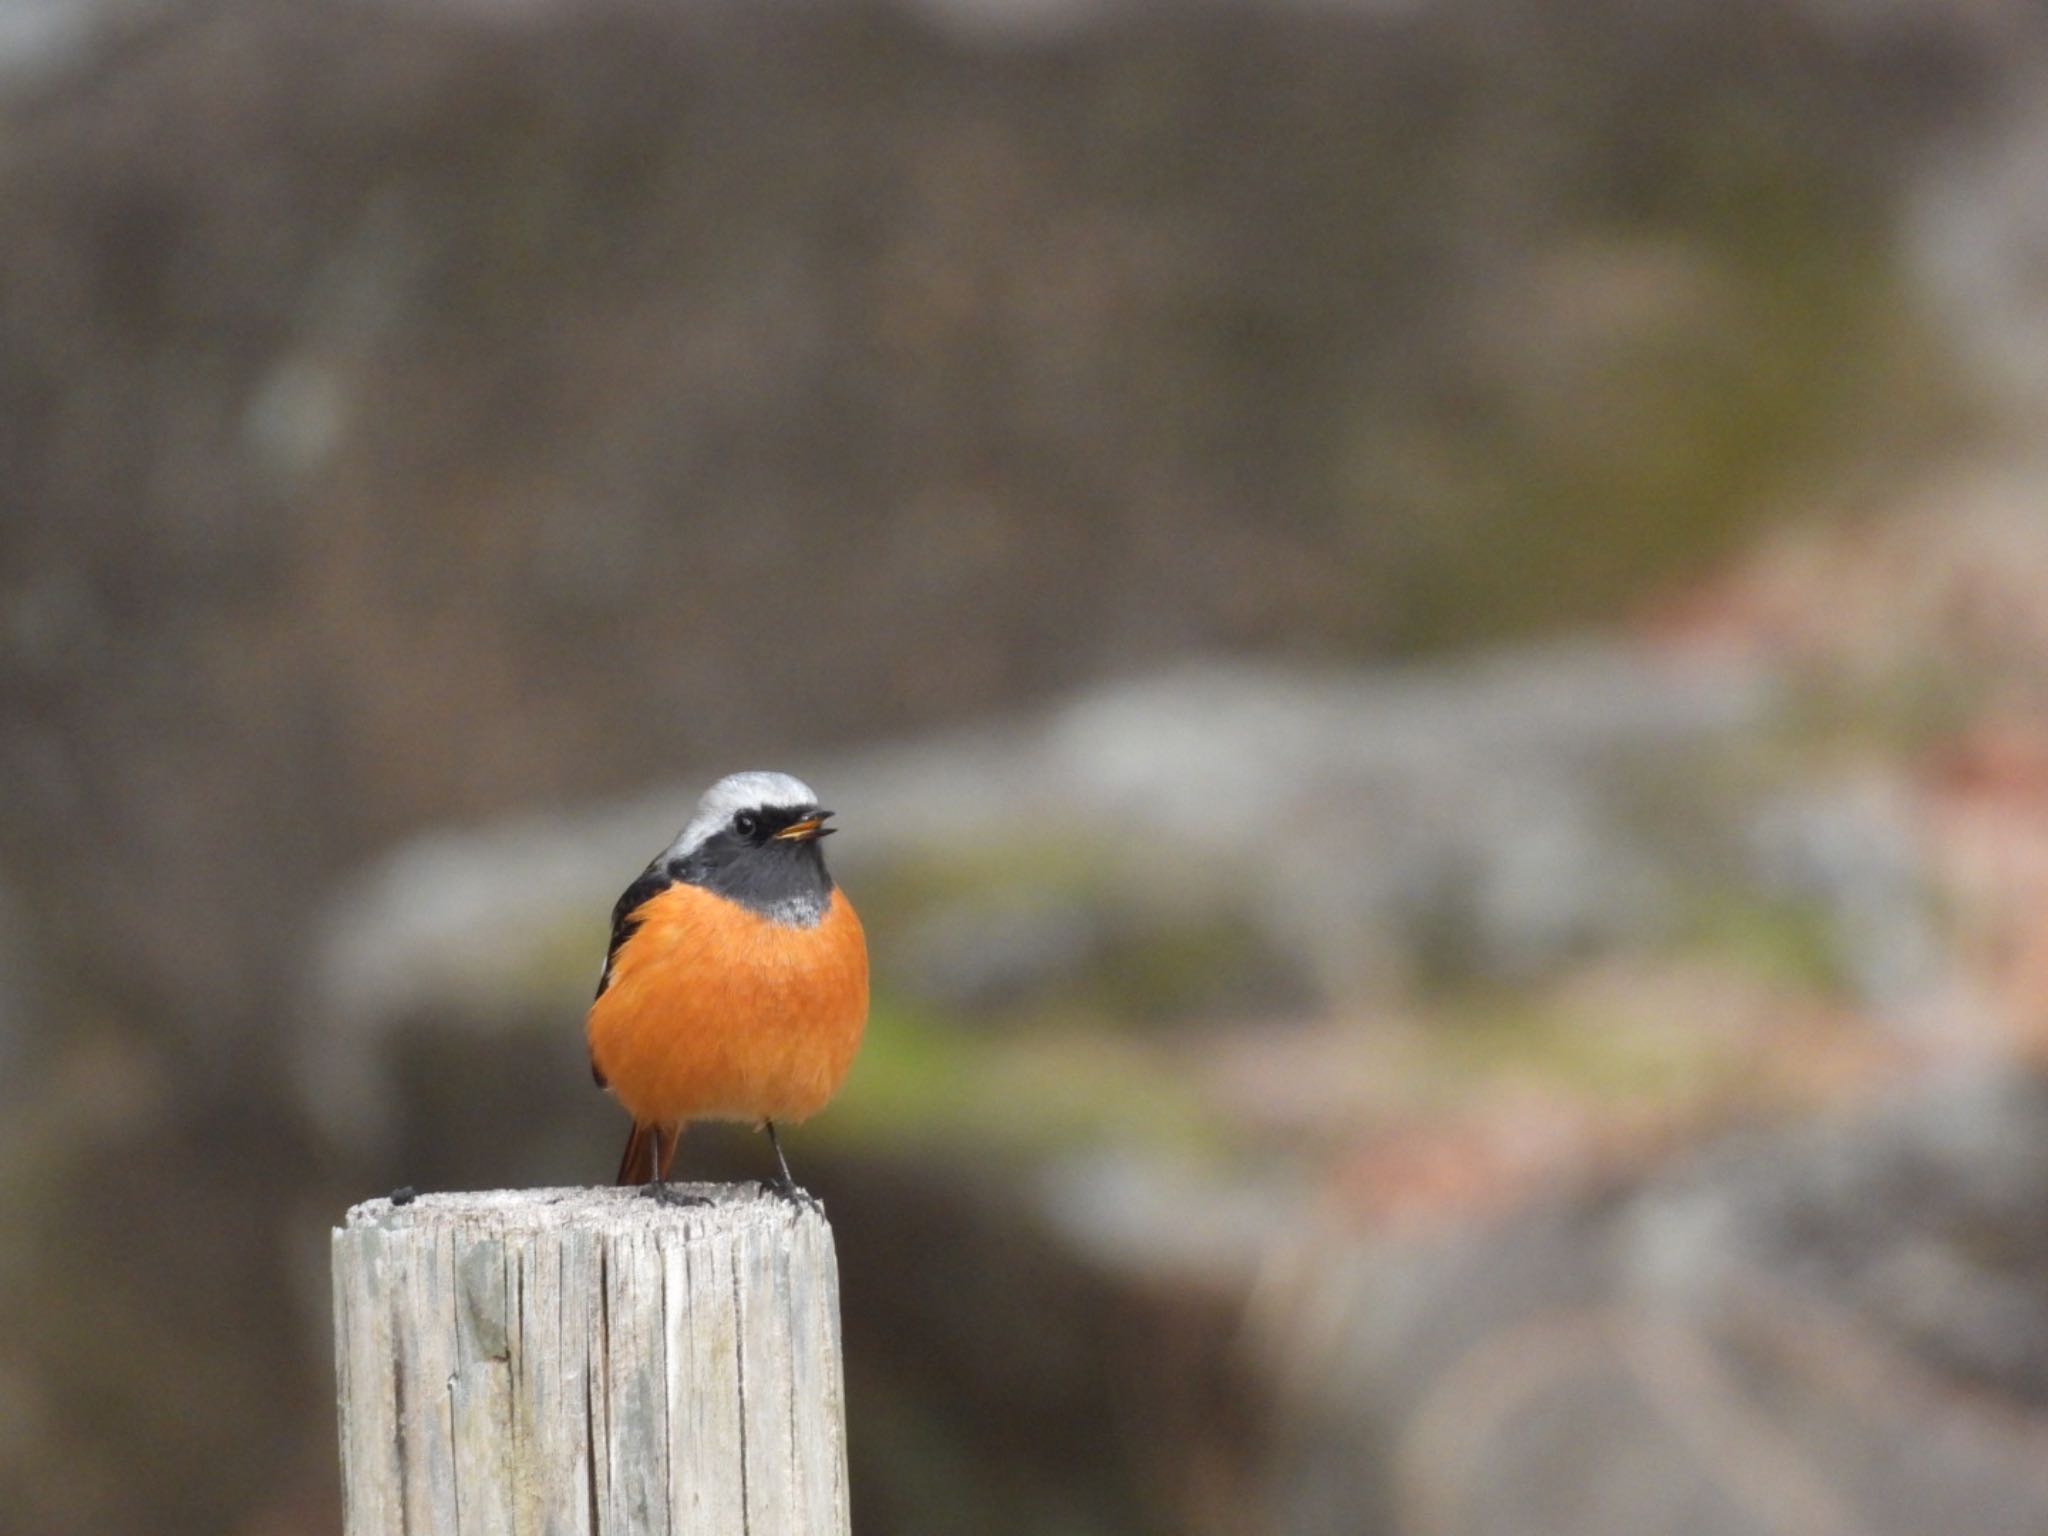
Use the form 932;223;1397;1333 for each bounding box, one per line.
586;771;868;1202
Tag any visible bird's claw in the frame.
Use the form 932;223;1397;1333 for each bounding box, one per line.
762;1176;821;1211
642;1182;709;1208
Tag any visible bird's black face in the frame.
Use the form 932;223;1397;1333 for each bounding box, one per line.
674;802;837;923
729;803;835;846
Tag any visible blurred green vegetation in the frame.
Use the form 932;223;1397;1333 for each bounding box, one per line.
1432;990;1739;1106
828;998;1222;1155
1682;888;1847;995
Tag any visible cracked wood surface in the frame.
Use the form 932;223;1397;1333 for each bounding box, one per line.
332;1187;851;1536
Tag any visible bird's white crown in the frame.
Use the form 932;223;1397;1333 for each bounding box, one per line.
669;770;821;858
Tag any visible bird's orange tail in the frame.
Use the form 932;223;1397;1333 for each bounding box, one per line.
615;1122;682;1185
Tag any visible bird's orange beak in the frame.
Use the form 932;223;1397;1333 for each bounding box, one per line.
774;811;834;842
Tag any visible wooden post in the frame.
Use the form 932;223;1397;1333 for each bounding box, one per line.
332;1186;851;1536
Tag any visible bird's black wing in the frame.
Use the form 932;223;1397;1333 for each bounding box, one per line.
589;858;676;1087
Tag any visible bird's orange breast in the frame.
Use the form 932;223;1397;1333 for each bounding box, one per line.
585;882;868;1129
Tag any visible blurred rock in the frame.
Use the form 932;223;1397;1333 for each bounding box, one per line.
1653;455;2048;695
1744;778;1949;1023
300;643;1776;1147
1252;1066;2048;1536
300;803;664;1150
1652;454;2048;1051
1631;1068;2048;1404
894;896;1105;1017
1236;1073;2048;1536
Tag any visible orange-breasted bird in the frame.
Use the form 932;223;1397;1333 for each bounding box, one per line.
586;771;868;1201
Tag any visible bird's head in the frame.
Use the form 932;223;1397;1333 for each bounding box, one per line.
669;771;838;914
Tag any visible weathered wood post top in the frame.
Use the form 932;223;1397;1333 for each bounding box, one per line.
332;1185;850;1536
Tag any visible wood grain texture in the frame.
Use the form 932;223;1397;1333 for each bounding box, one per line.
332;1187;851;1536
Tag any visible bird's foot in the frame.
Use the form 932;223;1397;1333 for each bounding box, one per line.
761;1175;821;1211
642;1181;709;1208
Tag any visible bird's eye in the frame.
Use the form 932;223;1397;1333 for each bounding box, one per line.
733;811;759;839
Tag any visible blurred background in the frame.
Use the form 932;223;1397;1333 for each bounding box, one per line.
9;0;2048;1532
